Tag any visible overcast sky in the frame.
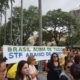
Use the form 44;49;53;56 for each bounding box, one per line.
13;0;80;14
2;0;80;24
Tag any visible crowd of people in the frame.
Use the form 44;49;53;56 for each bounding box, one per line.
0;48;80;80
44;48;80;80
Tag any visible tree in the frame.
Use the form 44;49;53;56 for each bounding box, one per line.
6;6;39;45
0;7;80;46
43;9;79;46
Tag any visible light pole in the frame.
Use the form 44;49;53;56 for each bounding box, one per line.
4;5;7;44
0;13;2;46
38;0;42;46
21;0;23;45
38;0;43;71
10;0;13;45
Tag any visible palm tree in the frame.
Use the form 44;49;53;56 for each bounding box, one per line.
0;0;15;45
21;0;23;45
0;0;9;44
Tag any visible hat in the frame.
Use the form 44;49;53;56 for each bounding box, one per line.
0;55;7;63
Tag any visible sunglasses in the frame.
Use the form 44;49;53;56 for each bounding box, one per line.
53;56;57;57
67;66;71;69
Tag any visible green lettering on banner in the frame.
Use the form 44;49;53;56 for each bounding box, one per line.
19;47;23;51
33;47;45;51
23;47;26;51
8;47;12;52
13;47;17;51
47;47;52;51
56;48;61;51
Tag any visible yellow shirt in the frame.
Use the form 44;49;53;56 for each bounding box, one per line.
7;63;18;78
59;53;67;69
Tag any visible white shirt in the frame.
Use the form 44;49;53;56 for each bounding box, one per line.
28;65;38;80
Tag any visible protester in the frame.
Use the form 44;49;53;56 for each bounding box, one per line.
27;56;39;80
70;55;80;80
0;55;7;80
59;48;68;69
65;51;75;63
42;60;48;72
47;53;61;80
15;60;32;80
7;63;18;80
60;60;74;80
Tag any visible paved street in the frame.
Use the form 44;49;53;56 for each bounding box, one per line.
38;71;47;80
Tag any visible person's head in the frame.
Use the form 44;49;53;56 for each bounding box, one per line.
50;53;59;63
27;56;36;65
64;61;73;72
0;55;7;80
15;60;28;79
74;55;80;64
62;48;68;54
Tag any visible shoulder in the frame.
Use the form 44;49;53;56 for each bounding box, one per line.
60;75;68;80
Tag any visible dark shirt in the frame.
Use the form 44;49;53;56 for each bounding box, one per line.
60;75;68;80
70;63;80;80
47;62;61;80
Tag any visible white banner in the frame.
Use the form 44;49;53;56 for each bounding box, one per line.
3;45;65;64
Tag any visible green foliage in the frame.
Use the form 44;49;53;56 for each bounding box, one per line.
0;0;9;13
43;9;79;45
42;30;53;42
0;26;5;46
66;33;80;46
7;6;39;45
58;41;66;46
0;5;80;46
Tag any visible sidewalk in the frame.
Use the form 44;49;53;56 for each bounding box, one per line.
38;71;47;80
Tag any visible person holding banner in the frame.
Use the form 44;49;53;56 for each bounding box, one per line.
27;56;39;80
47;53;61;80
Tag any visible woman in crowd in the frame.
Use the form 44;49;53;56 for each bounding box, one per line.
60;60;74;80
47;53;61;80
70;55;80;80
27;56;39;80
15;60;32;80
59;48;68;69
65;51;75;64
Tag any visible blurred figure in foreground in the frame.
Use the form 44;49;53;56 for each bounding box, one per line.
70;55;80;80
0;55;7;80
60;60;74;80
15;60;32;80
